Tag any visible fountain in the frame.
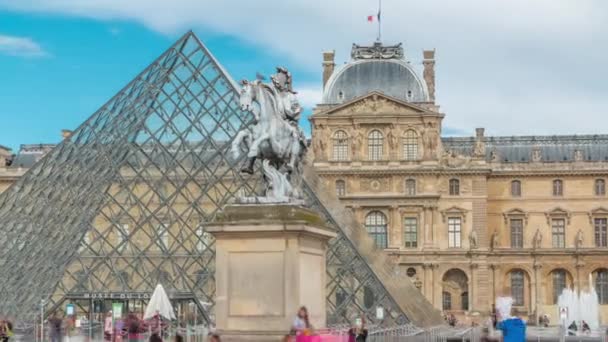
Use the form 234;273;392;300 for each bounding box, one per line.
557;274;600;330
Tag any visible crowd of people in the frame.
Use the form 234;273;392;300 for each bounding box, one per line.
284;306;368;342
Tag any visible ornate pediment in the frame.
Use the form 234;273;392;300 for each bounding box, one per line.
315;91;434;117
545;207;571;225
502;208;529;225
588;206;608;223
440;206;468;223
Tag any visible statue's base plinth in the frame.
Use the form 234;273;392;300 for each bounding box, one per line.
207;204;336;342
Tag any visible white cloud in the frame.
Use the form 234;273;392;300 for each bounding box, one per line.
296;86;323;109
0;0;607;135
0;34;48;57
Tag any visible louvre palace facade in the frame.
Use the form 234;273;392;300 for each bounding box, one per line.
310;42;608;324
0;32;606;327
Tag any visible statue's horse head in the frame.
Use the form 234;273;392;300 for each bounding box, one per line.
239;79;256;112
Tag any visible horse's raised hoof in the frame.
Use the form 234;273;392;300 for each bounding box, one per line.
241;167;254;174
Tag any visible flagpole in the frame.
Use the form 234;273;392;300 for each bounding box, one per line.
377;0;382;42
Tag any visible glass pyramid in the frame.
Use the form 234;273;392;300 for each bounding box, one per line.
0;32;435;328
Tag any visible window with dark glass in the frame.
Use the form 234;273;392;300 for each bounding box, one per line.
596;179;606;196
405;178;416;196
442;292;452;310
552;270;567;304
403;130;418;160
511;180;521;197
596;269;608;305
449;179;460;196
335;180;346;197
332;130;349;161
448;217;462;248
368;130;383;161
403;217;418;248
365;211;388;249
461;292;469;310
511;270;525;306
510;219;524;248
553;179;563;196
595;218;608;247
552;219;565;248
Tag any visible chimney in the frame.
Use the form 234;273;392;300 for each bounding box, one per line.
61;129;73;140
422;49;436;102
322;50;336;89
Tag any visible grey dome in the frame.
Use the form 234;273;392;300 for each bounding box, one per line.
322;59;428;104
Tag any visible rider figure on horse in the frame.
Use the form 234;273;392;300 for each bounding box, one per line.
270;67;307;149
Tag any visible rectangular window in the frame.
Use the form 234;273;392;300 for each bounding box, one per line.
158;222;169;250
511;271;525;306
403;218;418;248
118;224;129;252
595;218;608;247
510;219;523;248
552;219;565;248
196;226;207;252
448;217;461;248
553;271;566;304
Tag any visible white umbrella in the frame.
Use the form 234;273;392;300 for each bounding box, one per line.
144;284;176;320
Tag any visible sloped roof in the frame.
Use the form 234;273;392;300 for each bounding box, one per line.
443;134;608;162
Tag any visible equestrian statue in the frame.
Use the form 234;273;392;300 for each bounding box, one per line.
231;67;307;203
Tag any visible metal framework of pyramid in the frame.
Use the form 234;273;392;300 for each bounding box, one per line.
0;32;441;328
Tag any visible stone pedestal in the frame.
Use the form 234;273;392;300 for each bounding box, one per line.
206;204;337;341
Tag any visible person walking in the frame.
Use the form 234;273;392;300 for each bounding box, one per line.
347;316;368;342
291;306;312;336
48;313;63;342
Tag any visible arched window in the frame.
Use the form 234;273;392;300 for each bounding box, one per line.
595;179;605;196
402;130;418;160
365;211;388;249
403;217;418;248
552;269;567;304
332;130;349;161
335;180;346;197
595;269;608;304
442;291;452;310
553;179;563;196
368;130;383;161
405;178;416;196
449;179;460;196
511;270;525;306
461;292;469;310
511;180;521;197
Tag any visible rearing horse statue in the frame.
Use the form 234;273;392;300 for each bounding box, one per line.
231;76;306;202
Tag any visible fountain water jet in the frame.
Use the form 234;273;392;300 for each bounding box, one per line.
557;274;600;330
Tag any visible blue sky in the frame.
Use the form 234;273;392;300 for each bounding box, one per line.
1;0;607;152
0;11;319;151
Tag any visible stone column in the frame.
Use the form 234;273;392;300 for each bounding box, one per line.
390;205;401;248
533;263;542;320
423;206;436;248
489;264;498;306
422;263;432;299
470;263;478;311
207;204;337;341
432;264;440;309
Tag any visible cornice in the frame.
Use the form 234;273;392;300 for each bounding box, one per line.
314;166;492;176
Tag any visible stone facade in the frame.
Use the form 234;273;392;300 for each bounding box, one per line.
311;43;608;325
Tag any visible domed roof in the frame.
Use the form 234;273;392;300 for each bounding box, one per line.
322;43;429;104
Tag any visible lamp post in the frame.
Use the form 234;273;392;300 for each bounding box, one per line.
40;298;47;342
